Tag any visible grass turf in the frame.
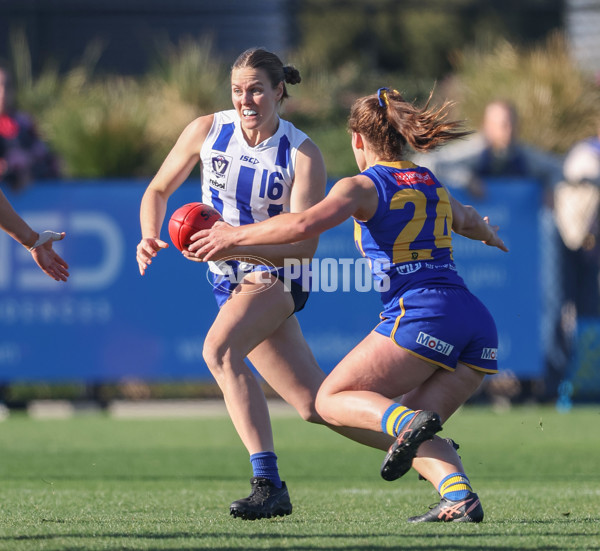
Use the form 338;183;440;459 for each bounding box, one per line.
0;405;598;550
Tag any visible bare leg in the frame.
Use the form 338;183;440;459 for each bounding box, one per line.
402;362;485;489
204;275;391;455
315;331;486;491
248;315;393;451
315;331;437;432
202;273;294;455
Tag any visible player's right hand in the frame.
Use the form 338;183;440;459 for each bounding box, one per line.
136;237;169;276
482;217;509;252
29;232;70;282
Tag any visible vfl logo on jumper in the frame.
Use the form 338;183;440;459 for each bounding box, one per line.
481;348;498;360
416;332;454;356
209;153;232;190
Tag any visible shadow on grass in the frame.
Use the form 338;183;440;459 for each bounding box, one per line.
0;530;598;551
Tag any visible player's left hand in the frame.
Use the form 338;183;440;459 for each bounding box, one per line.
29;231;70;281
187;221;237;261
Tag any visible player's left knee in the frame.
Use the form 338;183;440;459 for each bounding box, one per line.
294;401;322;424
202;335;240;379
314;391;336;425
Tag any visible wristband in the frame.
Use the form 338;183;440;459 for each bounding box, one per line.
28;231;63;252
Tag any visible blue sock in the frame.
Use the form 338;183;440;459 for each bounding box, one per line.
438;472;473;501
250;451;282;488
381;403;416;437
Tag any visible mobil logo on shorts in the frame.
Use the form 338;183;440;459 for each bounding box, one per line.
416;332;454;356
481;348;498;360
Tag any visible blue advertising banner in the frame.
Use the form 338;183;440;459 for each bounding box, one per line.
1;182;219;382
449;181;544;378
0;179;544;382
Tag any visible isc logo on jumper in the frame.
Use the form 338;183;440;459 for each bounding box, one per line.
416;332;454;356
209;153;232;189
240;155;259;164
481;347;498;360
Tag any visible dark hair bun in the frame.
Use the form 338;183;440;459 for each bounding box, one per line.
283;66;301;85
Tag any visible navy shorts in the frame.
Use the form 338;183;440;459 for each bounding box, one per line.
374;286;499;373
210;262;309;314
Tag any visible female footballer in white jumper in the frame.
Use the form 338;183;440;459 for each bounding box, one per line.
136;48;392;520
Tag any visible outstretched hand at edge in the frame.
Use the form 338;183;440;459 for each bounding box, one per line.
29;231;70;281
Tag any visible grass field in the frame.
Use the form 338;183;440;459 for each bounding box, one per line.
0;405;598;550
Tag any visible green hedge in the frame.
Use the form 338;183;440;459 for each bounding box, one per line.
8;31;600;179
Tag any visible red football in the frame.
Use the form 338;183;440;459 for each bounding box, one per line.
168;202;222;251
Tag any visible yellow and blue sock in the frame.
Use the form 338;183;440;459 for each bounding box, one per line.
438;472;473;501
381;403;417;437
250;451;282;488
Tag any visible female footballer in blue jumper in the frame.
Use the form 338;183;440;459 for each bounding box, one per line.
193;88;508;522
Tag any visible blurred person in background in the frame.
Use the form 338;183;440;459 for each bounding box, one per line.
413;99;567;401
412;99;562;199
552;118;600;383
0;63;60;192
556;118;600;316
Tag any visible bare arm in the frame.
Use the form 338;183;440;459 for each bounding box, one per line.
450;195;508;252
0;189;39;248
136;115;213;275
194;174;378;260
